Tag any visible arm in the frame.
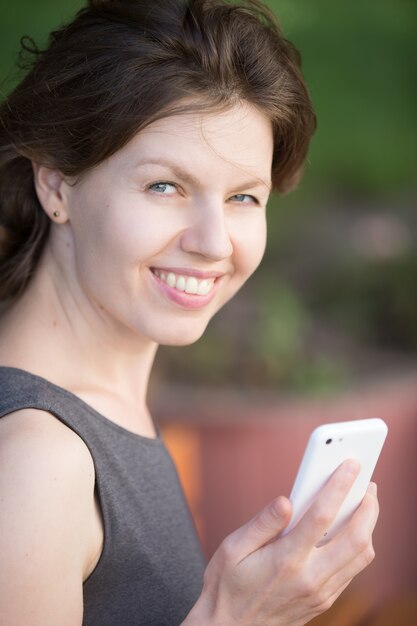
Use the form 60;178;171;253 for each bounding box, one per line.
0;409;97;625
184;460;378;626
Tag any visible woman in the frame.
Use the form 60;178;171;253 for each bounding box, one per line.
0;1;378;624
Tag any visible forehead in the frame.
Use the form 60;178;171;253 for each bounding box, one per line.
114;102;274;182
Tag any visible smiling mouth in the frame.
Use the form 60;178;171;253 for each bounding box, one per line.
151;269;216;296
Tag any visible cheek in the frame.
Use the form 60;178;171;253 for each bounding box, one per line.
233;214;267;277
71;198;169;270
103;212;183;266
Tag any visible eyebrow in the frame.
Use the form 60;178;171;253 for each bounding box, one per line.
133;157;272;193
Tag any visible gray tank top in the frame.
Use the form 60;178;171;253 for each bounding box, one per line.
0;367;205;625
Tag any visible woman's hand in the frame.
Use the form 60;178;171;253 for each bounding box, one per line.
185;460;379;626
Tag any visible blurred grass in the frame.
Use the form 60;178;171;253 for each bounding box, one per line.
0;0;83;75
271;0;417;197
1;0;416;392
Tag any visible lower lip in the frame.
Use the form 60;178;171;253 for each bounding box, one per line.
150;271;219;310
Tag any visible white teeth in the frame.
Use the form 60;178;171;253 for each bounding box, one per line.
185;277;198;294
167;272;176;288
153;269;215;296
197;279;210;296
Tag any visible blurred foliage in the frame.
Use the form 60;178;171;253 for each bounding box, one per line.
311;253;417;351
1;0;415;196
270;0;417;197
1;0;416;392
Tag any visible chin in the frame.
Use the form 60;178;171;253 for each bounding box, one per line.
154;323;208;347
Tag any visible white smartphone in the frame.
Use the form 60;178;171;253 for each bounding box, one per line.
282;418;388;545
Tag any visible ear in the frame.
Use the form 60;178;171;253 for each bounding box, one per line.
32;163;69;224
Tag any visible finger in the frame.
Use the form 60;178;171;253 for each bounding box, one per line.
329;536;376;598
314;482;379;584
225;496;292;562
313;536;375;612
317;579;353;615
289;459;361;554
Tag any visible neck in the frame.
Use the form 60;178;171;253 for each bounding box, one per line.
0;253;159;423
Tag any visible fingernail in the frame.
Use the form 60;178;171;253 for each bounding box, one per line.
368;482;377;495
344;459;361;475
273;496;290;518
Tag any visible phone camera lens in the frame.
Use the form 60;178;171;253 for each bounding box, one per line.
326;438;332;445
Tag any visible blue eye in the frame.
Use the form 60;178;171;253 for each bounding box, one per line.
230;194;257;204
148;182;177;194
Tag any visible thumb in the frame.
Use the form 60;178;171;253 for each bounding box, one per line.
229;496;292;561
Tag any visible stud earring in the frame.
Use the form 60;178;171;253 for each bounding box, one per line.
53;211;60;218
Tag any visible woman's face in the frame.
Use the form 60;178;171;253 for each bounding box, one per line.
58;102;273;346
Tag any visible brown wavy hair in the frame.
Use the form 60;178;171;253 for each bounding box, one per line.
0;0;316;299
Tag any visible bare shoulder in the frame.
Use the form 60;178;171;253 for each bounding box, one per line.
0;408;95;505
0;408;96;625
0;406;95;469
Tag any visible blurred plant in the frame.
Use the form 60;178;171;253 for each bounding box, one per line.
311;253;417;352
157;275;351;393
271;0;417;197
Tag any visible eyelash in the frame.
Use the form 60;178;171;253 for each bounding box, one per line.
146;181;259;205
147;181;178;194
231;194;258;204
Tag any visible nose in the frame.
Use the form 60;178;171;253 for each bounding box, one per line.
180;200;234;261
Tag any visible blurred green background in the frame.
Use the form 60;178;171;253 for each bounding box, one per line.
1;0;416;393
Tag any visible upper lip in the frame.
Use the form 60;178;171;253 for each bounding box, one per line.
151;267;226;279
